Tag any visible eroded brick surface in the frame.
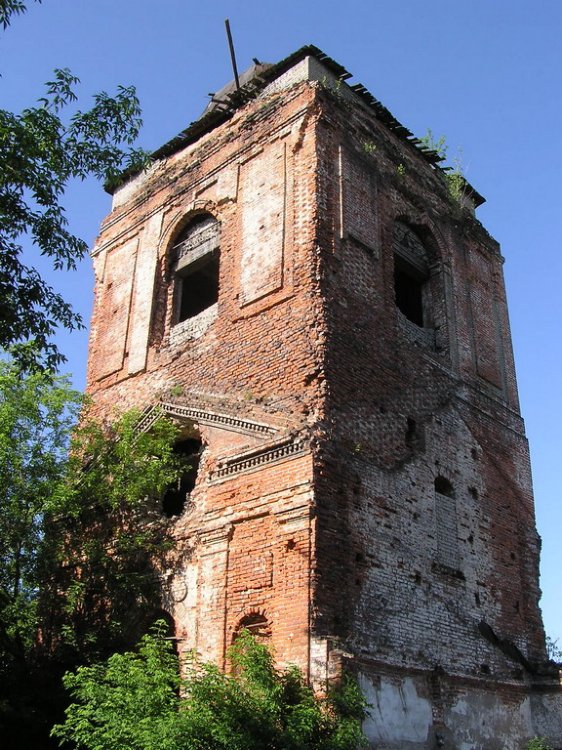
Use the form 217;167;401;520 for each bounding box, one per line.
85;49;562;749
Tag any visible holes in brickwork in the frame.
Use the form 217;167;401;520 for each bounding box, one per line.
162;438;203;518
177;253;219;321
474;592;481;606
468;486;478;500
170;214;220;325
434;476;454;497
479;663;490;674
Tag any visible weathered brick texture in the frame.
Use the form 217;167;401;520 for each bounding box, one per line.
85;47;562;749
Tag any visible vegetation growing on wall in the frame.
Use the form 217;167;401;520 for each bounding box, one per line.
53;626;369;750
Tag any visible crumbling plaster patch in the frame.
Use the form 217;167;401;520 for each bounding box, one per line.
448;692;532;750
360;673;432;745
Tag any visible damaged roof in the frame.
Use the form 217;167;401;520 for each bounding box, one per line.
110;44;484;206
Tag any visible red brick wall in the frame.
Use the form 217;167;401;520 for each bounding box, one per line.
85;61;552;729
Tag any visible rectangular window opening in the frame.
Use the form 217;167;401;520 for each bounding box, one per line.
177;251;219;323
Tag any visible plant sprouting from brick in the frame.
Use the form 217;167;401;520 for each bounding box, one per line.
320;75;343;98
419;128;448;160
396;163;406;177
526;738;553;750
420;129;469;206
363;140;377;155
445;149;468;205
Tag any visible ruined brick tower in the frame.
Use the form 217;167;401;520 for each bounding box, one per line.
86;47;562;749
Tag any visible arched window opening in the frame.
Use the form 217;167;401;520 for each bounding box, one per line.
171;214;220;324
434;475;459;569
393;222;430;328
162;438;203;518
233;613;271;646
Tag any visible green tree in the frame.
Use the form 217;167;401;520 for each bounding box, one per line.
0;356;82;671
1;0;148;371
53;627;369;750
0;356;184;747
0;356;82;747
46;406;185;662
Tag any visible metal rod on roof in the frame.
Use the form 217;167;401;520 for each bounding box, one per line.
224;19;240;91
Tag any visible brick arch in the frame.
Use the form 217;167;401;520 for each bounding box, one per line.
232;610;271;645
150;206;221;345
159;199;220;256
392;212;446;267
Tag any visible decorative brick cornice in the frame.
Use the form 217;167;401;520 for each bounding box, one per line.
135;401;278;438
211;436;308;481
159;401;277;437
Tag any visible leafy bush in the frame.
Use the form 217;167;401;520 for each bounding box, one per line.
53;626;369;750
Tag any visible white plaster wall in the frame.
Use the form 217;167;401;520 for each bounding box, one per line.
360;673;432;746
447;691;532;750
128;211;162;374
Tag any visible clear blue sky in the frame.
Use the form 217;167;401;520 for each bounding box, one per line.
3;0;561;646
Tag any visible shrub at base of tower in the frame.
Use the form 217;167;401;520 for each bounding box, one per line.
53;626;369;750
0;356;187;748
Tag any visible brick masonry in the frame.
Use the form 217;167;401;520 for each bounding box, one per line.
85;48;562;749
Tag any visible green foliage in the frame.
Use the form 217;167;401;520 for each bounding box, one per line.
0;356;185;745
43;407;184;661
0;1;149;371
53;628;369;750
419;128;448;160
0;357;82;665
526;738;552;750
53;622;180;750
0;0;41;29
0;355;82;746
419;129;469;206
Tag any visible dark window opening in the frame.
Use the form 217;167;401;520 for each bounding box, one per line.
177;250;220;322
171;213;220;325
393;222;432;330
394;258;426;327
434;475;454;497
405;417;417;446
162;438;202;518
